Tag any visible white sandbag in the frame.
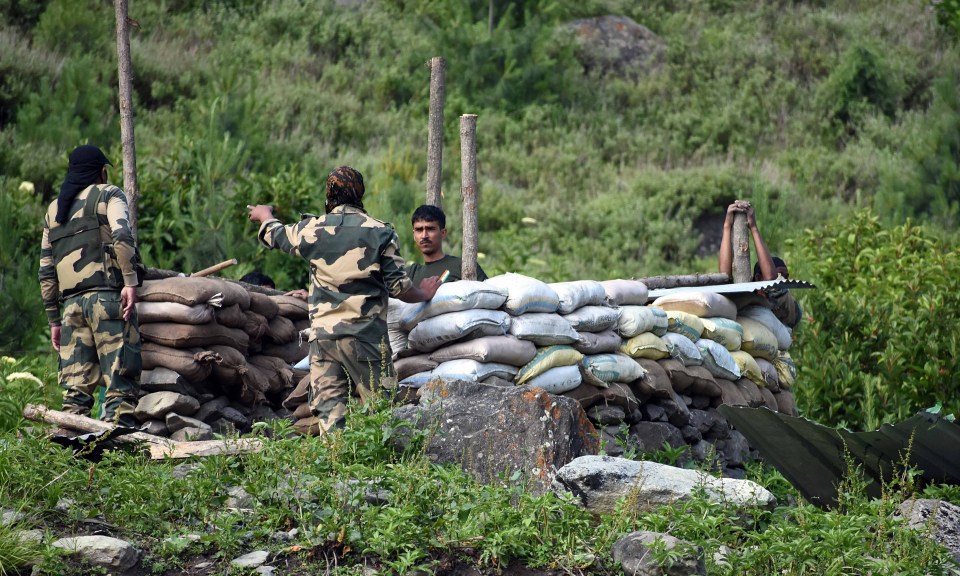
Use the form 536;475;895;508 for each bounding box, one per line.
388;298;410;358
695;339;741;381
515;345;583;385
521;364;582;394
738;305;792;350
407;309;511;353
484;273;559;315
617;306;668;338
399;371;437;389
428;335;537;366
700;317;744;351
661;332;703;366
581;353;646;387
548;280;607;314
431;359;519;383
398;281;508;331
600;279;649;306
665;310;704;341
562;305;620;333
737;317;779;361
574;329;622;354
508;313;580;346
652;291;738;320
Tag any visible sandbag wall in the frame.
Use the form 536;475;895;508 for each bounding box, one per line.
134;276;312;439
390;273;799;472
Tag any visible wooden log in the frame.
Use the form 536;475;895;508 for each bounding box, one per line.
426;56;446;208
114;0;140;236
23;404;263;460
190;259;238;278
459;114;479;281
635;272;731;290
732;212;752;283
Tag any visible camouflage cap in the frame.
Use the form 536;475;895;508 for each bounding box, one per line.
325;166;365;212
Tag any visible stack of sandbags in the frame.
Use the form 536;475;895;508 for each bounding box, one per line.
135;276;310;437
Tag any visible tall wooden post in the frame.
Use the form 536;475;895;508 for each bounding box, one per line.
425;57;445;208
459;114;479;281
732;213;752;283
114;0;139;236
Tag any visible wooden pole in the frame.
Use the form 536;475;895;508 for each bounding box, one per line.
732;212;752;283
460;114;479;281
114;0;140;236
635;272;731;290
190;258;238;278
425;57;446;208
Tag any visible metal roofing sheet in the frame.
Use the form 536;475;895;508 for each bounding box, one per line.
717;406;960;509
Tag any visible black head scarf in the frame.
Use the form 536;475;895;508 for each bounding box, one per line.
324;165;365;213
56;145;112;224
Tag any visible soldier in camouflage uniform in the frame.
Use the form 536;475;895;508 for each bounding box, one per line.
39;145;144;428
248;166;441;434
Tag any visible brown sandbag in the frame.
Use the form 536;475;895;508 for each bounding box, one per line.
261;340;309;365
209;345;247;387
759;386;779;411
292;402;313;419
715;378;748;407
138;277;226;306
774;389;798;416
686;365;721;397
632;358;674;399
214;303;247;329
658;358;695;394
248;355;294;394
265;315;298;344
395;354;439;381
596;382;641;413
282;374;311;410
136;301;213;325
141;342;219;383
140;322;249;354
735;378;764;408
561;381;608;412
248;291;279;319
220;280;251;310
272;295;309;320
243;310;269;341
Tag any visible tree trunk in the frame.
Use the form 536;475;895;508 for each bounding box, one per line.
460;114;479;281
114;0;140;237
425;57;445;208
732;212;752;283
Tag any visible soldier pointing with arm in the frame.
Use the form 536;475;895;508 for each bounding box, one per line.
38;144;145;428
248;166;440;435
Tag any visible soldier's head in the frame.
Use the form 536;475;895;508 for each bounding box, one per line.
325;166;364;213
240;271;275;289
754;256;790;281
411;205;447;261
57;145;113;224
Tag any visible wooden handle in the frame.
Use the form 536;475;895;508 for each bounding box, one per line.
190;258;238;278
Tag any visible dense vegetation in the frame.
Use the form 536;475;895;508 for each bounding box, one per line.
2;0;960;572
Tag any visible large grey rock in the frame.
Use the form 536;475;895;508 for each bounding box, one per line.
134;392;199;420
551;455;776;514
170;426;214;441
165;412;212;434
194;396;232;422
896;498;960;564
139;367;188;393
231;550;269;569
629;421;685;453
52;535;138;573
563;15;666;77
612;531;706;576
393;380;599;492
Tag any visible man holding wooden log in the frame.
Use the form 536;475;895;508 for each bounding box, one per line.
38;144;146;428
248;166;441;435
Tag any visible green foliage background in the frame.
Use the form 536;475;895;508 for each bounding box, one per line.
2;0;959;431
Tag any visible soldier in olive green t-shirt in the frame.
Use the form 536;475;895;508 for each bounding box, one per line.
407;205;487;285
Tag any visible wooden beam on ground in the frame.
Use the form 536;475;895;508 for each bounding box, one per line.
23;404;263;460
425;56;446;208
459;114;479;281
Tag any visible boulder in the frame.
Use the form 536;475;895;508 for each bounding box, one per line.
612;531;706;576
563;15;666;77
896;499;960;564
52;535;138;573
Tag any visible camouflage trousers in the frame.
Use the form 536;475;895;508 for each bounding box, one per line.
59;290;141;428
308;337;396;431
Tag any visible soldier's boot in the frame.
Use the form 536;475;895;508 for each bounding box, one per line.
303;400;348;437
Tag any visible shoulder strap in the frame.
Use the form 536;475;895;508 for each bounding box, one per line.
82;185;104;218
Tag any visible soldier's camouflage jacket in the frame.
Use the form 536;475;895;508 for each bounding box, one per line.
258;204;413;343
39;184;141;326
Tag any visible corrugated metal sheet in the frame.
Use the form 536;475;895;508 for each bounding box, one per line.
648;278;817;298
718;406;960;509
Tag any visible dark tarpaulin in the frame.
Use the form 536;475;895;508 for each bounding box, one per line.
718;405;960;509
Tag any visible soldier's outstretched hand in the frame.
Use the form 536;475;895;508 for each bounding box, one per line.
120;286;137;321
419;276;442;301
248;204;274;224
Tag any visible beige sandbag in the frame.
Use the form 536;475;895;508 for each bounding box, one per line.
247;291;280;319
731;351;766;387
428;335;536;366
138;276;225;306
774;351;797;389
141;342;218;383
141;322;249;353
248;354;295;394
715;378;748;407
515;346;583;385
272;295;309;320
136;301;213;325
243;310;269;341
220;280;251;310
652;291;738;320
599;279;649;306
620;333;670;360
665;310;704;341
700;317;743;351
266;315;298;344
395;354;439;381
214;303;246;328
632;359;674;399
738;318;779;361
739;305;792;350
260;340;309;365
282;374;311;410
